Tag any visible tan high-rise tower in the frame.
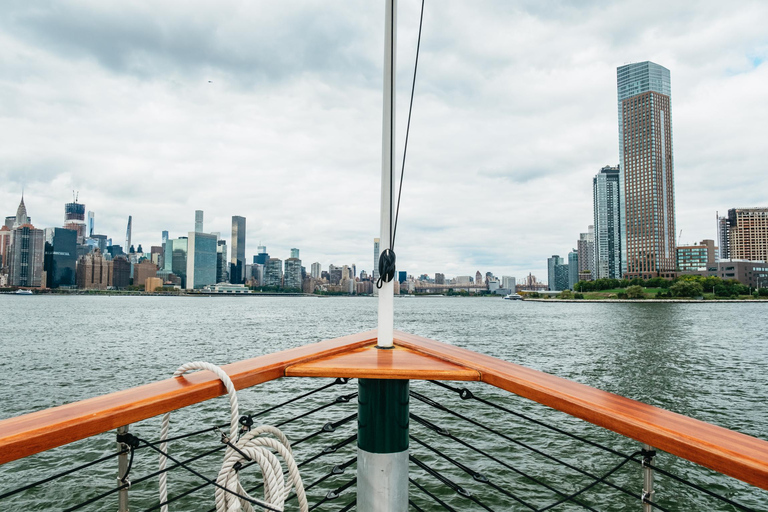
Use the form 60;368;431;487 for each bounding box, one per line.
617;61;676;279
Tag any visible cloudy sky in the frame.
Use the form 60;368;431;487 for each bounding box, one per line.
1;0;766;280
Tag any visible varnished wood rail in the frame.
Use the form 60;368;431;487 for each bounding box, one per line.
1;328;767;495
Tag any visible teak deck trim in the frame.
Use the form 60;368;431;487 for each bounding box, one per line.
393;330;768;491
0;329;767;493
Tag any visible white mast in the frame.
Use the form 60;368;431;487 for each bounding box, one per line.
377;0;396;349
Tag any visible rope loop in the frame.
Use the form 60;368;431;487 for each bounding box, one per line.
158;362;308;512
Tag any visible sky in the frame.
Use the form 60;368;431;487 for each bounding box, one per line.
1;0;767;281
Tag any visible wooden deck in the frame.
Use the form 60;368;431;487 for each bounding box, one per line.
1;329;767;492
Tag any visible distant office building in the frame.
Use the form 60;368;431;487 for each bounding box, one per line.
150;246;163;266
87;211;95;237
112;256;131;289
290;248;300;259
76;248;112;290
169;237;188;288
593;165;621;279
577;226;595;281
554;264;570;291
676;241;717;272
398;271;407;283
265;258;283;287
8;223;45;287
502;276;516;291
373;238;380;281
254;246;269;265
231;216;246;284
107;245;125;258
217;239;229;283
329;264;342;285
475;271;483;285
134;260;158;288
195;210;204;233
680;260;768;289
0;226;11;269
617;61;676;278
310;262;321;279
718;208;768;262
568;250;579;290
547;255;563;291
64;200;87;243
435;273;445;285
44;228;77;288
186;232;217;290
284;257;302;290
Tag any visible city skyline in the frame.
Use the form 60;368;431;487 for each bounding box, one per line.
1;1;766;279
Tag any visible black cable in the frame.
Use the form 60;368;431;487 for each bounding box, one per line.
391;0;425;250
410;390;639;500
411;413;599;512
410;454;494;511
410;477;458;511
411;434;537;510
0;447;126;500
308;477;357;512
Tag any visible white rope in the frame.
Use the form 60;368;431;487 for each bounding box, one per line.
158;361;308;512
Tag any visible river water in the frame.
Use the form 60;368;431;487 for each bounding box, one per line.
1;295;766;510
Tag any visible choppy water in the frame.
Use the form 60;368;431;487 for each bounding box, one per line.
1;296;767;510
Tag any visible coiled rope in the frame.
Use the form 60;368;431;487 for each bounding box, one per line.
158;361;308;512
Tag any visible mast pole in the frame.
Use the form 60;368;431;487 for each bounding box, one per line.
358;1;409;510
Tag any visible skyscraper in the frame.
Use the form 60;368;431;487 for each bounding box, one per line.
284;257;302;290
64;200;86;243
290;248;300;259
125;216;132;255
231;216;246;284
195;210;204;233
593;165;622;279
310;262;321;279
577;226;595;281
718;208;768;262
44;228;77;288
617;61;676;279
568;250;579;290
372;238;380;282
217;239;229;283
186;231;217;289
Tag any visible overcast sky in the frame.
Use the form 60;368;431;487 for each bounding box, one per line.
1;0;766;280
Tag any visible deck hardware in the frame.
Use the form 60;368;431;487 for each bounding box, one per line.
642;444;656;511
322;422;336;433
116;425;131;512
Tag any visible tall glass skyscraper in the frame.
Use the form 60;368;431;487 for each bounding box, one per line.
617;61;676;278
231;216;246;284
593;165;621;279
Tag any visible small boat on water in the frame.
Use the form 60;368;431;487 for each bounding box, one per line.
503;293;523;300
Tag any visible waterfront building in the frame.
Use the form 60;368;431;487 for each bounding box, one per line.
284;257;302;290
398;271;407;283
475;271;483;285
145;276;163;292
455;276;471;286
264;258;283;287
186;232;217;290
577;226;595;282
554;264;570;292
44;228;77;288
76;248;111;290
112;256;131;289
593;165;622;279
195;210;204;233
680;261;768;289
310;262;321;279
718;208;768;262
8;223;45;287
502;276;516;291
547;255;563;291
134;260;158;288
372;238;380;281
169;237;188;288
435;273;445;285
617;61;676;278
231;216;246;284
568;250;579;290
676;240;717;272
217;239;229;283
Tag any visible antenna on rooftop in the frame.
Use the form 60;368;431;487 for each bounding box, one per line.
73;190;79;203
